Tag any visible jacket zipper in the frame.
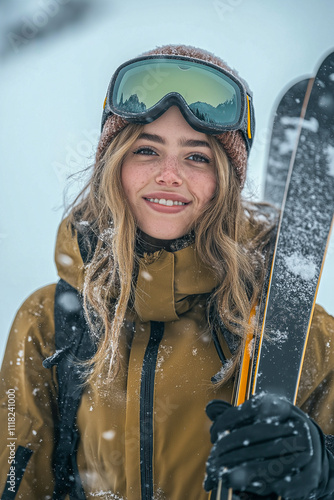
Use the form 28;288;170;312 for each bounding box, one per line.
140;321;164;500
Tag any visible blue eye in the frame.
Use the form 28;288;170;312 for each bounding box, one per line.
187;153;210;163
133;147;157;156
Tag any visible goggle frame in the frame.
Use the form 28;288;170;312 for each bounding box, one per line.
102;54;255;151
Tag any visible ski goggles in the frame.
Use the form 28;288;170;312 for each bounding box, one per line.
102;55;255;151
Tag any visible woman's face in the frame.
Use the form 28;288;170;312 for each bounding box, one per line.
121;106;217;240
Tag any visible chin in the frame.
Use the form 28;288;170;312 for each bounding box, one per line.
145;228;189;241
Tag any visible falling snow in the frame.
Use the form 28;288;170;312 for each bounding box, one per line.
57;252;74;266
140;270;153;282
102;430;116;440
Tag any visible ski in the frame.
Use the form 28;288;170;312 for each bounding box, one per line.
263;77;313;207
252;50;334;402
215;50;334;500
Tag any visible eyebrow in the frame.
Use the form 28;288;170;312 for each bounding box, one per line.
137;132;211;149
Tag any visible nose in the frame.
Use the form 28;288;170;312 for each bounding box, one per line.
155;157;183;186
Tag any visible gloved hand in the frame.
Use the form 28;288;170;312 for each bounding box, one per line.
204;393;334;499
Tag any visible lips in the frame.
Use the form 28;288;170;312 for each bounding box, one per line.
142;193;190;214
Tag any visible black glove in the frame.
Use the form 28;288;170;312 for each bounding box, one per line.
204;393;334;499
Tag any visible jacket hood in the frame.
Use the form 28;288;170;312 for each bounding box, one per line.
55;218;86;292
55;217;220;323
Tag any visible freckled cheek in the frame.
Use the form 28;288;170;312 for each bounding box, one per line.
122;163;154;183
121;164;154;204
121;164;138;187
191;171;217;203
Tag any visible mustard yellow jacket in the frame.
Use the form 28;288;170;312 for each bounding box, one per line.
1;219;334;499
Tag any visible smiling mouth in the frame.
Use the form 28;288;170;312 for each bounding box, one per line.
144;197;188;206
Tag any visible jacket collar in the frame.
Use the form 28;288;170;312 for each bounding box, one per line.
55;218;219;323
134;243;219;322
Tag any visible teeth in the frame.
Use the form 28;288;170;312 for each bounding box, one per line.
146;198;186;206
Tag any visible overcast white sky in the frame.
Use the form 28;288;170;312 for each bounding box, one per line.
1;0;334;361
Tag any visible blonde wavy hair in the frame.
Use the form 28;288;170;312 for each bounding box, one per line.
69;124;275;386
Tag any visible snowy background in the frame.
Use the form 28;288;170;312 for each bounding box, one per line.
1;0;334;362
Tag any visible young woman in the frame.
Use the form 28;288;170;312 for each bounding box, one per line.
1;44;334;500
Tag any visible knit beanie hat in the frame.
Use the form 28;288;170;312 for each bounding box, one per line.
96;44;252;188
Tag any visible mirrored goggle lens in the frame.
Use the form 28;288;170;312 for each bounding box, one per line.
112;59;243;127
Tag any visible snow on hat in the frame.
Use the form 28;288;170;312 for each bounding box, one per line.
96;44;251;188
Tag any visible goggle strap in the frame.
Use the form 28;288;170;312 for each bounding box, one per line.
247;95;252;139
